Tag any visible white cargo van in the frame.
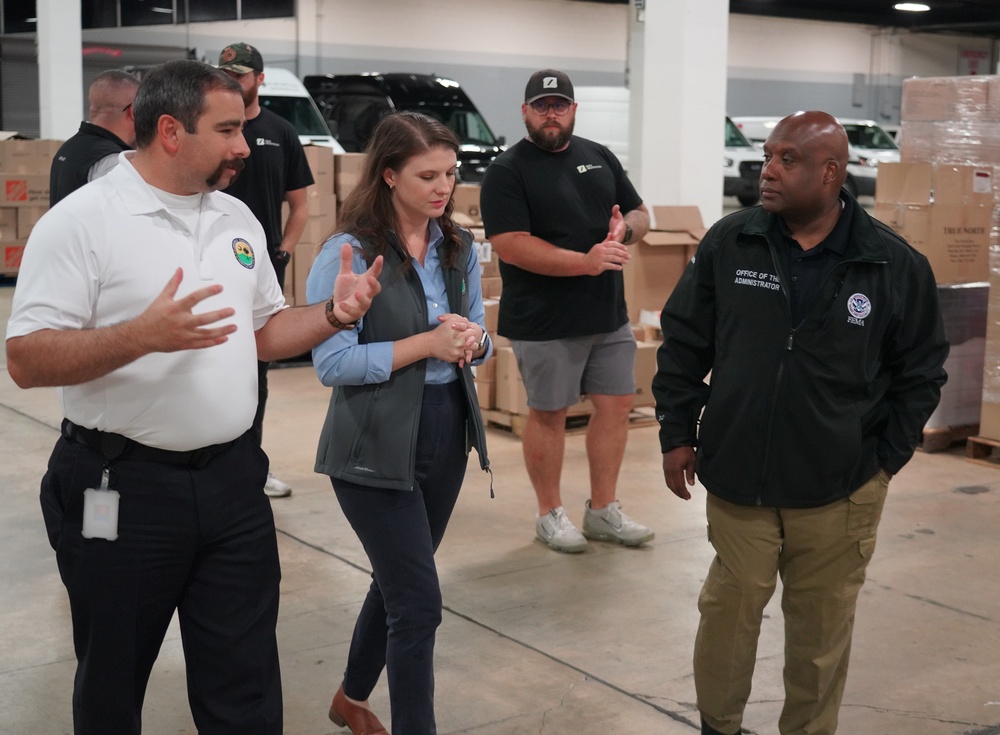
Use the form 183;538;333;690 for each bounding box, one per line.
258;67;344;152
571;88;763;204
730;116;898;198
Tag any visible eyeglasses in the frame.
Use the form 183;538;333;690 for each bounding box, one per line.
122;103;133;113
528;99;572;116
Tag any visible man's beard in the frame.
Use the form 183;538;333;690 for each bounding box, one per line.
526;117;574;152
207;157;246;189
242;85;258;108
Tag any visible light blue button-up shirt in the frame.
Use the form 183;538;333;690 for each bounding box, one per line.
306;221;492;387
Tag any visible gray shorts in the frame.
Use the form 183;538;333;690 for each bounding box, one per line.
511;322;636;411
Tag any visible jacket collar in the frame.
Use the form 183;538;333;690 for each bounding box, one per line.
740;189;890;263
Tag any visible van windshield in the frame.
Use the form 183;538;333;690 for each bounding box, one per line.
261;97;333;137
843;124;897;151
725;117;752;147
418;106;499;147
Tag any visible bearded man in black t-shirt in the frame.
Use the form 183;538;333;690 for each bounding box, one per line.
219;42;315;498
480;69;654;553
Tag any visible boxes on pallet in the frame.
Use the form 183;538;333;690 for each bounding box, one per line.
874;163;993;284
925;285;987;429
0;139;62;173
901;75;1000;123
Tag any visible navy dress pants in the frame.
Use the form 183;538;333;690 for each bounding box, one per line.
332;381;469;735
40;432;282;735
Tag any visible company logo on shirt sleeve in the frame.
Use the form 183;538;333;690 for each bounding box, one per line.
232;238;255;269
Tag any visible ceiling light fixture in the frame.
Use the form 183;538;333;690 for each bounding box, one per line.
894;3;931;11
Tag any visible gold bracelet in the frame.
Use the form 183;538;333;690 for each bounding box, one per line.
325;298;358;330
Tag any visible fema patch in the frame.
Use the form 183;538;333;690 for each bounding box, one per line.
847;293;871;325
232;238;255;269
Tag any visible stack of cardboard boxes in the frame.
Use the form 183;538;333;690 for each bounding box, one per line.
0;137;60;275
877;75;1000;445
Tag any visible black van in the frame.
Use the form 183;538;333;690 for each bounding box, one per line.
303;73;505;183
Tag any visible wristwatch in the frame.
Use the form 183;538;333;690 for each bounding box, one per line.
273;249;291;264
325;298;358;330
621;225;633;244
477;329;489;351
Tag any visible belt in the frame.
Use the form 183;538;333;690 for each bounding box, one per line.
61;419;237;469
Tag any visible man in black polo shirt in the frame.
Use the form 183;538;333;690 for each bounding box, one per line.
219;42;315;498
49;69;139;206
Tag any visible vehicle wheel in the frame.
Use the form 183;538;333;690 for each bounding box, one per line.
844;176;858;197
737;193;759;207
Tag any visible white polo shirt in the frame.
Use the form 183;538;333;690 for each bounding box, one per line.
7;153;286;451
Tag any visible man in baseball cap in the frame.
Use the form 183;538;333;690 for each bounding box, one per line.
480;69;652;554
218;41;264;75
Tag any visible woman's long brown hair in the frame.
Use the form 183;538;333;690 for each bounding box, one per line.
338;111;464;269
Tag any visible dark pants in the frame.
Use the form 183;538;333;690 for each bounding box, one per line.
40;432;282;735
333;382;469;735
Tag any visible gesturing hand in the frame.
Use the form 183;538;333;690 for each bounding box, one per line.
608;204;627;243
582;235;631;276
330;243;384;324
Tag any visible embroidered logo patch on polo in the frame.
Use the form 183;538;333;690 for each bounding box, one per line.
232;238;255;269
847;293;871;325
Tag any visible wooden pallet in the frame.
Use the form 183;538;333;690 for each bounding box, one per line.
966;435;1000;469
483;407;658;438
919;423;979;453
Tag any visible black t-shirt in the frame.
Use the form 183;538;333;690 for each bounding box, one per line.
480;135;642;340
223;108;314;253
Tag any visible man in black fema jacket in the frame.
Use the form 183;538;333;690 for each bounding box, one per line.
653;111;948;735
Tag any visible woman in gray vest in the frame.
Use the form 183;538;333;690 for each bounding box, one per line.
306;112;491;735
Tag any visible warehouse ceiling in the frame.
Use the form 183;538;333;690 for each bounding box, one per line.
577;0;1000;37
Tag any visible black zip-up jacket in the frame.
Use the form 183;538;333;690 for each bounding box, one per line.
652;194;948;508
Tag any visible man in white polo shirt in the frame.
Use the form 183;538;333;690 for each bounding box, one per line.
5;60;382;735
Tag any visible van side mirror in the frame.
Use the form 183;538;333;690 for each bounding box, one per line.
497;136;506;146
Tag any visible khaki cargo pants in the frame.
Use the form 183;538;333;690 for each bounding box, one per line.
695;471;889;735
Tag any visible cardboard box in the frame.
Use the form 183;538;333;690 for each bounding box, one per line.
875;162;994;207
632;340;658;408
452;184;481;225
481;275;503;299
475;379;495;410
292;241;323;307
303;144;334;195
474;355;496;382
16;205;46;239
335;153;365;200
0;139;62;173
624;205;703;323
483;298;499;334
925;285;987;429
0;174;49;205
1;239;26;274
875;203;991;284
0;206;17;239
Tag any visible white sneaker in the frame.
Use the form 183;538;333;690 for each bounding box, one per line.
264;472;292;498
582;500;654;547
535;506;588;553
